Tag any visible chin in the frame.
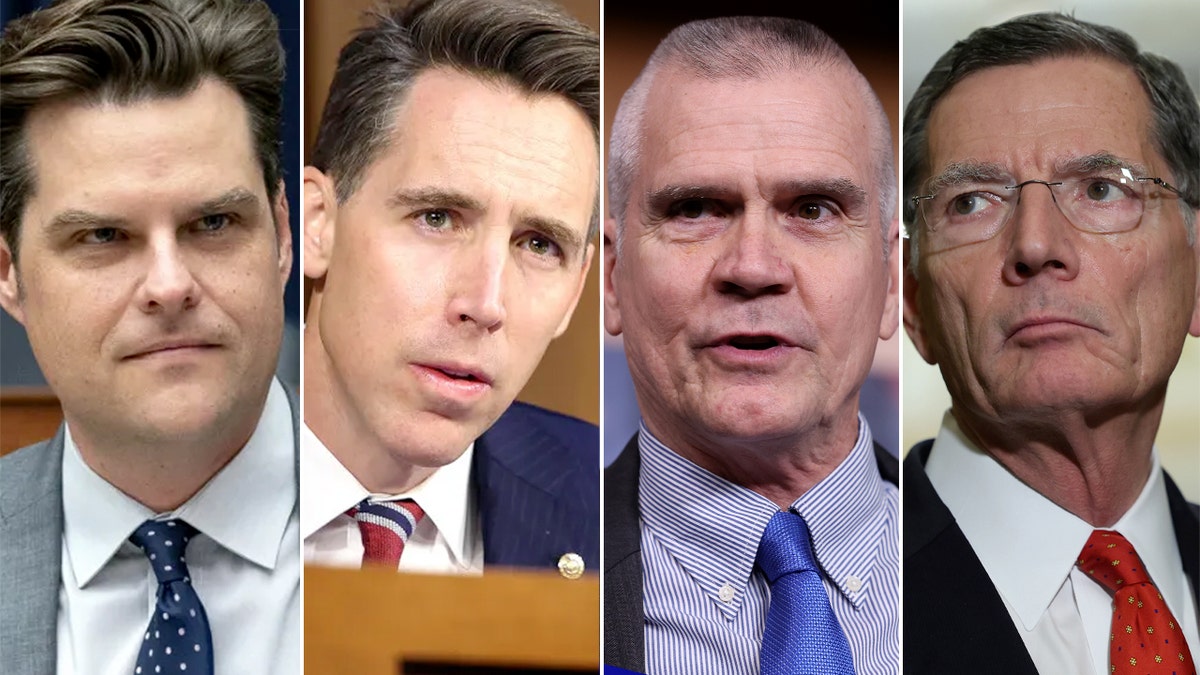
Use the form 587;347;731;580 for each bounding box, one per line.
378;413;486;469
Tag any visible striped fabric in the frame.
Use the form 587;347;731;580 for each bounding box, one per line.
348;499;425;567
639;414;899;675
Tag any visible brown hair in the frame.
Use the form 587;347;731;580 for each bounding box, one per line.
310;0;600;238
0;0;285;263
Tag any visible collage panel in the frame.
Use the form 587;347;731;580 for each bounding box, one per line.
301;0;602;671
900;2;1200;673
0;0;302;673
602;2;900;674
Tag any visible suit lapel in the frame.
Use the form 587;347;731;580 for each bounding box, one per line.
1164;472;1200;605
472;404;597;569
903;442;1040;675
603;434;644;672
0;428;66;675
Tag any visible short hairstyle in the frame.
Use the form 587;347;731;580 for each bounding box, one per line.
0;0;286;265
310;0;601;240
903;12;1200;266
608;16;897;253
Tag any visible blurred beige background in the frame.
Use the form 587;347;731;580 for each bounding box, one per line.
303;0;600;425
902;0;1200;501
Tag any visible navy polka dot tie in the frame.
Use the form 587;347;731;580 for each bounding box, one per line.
756;510;855;675
129;519;214;675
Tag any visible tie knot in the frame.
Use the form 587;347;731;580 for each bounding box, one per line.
347;498;425;532
1077;530;1151;592
129;519;199;584
756;510;820;585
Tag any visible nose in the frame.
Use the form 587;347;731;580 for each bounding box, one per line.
711;213;792;298
1002;181;1080;285
136;234;199;314
446;234;507;333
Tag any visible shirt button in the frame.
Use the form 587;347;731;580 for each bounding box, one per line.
718;584;735;602
846;576;862;592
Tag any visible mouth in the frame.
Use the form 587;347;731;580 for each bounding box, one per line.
1006;317;1097;340
721;335;785;351
416;363;494;387
124;340;219;360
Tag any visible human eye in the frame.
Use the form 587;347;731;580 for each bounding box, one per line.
1078;176;1136;203
788;199;840;222
195;213;234;233
416;209;455;231
937;189;1004;223
516;231;564;261
668;198;724;221
79;227;126;245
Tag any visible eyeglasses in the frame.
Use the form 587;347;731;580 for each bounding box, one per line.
910;167;1182;253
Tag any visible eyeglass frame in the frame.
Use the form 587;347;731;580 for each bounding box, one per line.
907;166;1183;248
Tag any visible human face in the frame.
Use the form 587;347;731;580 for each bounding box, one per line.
605;66;899;458
904;57;1200;424
304;69;595;470
0;79;292;451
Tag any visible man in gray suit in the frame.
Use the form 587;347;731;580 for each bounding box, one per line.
0;1;299;673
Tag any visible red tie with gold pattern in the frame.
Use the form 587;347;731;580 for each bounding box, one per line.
1076;530;1196;675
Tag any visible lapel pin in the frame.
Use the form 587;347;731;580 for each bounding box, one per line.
557;552;585;579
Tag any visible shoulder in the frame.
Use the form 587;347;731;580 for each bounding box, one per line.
489;400;598;453
0;433;63;482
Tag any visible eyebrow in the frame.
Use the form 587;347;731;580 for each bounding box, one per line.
1054;153;1149;178
43;187;263;236
186;188;263;220
923;161;1011;194
388;186;587;261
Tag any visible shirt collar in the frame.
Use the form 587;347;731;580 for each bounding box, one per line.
791;413;889;609
925;410;1180;630
638;413;886;618
63;378;296;587
299;424;476;569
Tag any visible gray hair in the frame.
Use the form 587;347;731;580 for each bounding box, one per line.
903;12;1200;268
0;0;285;265
608;16;897;254
310;0;600;240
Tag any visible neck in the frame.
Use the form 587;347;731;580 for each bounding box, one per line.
70;416;255;513
302;321;434;494
954;401;1162;526
645;411;860;509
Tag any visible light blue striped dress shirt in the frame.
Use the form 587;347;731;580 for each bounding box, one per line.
639;413;899;675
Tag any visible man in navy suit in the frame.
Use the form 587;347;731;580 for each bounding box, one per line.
901;13;1199;674
301;0;599;576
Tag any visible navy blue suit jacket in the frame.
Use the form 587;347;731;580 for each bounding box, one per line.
472;401;600;572
904;439;1200;675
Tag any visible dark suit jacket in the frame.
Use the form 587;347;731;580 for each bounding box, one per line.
603;433;900;673
903;439;1200;675
0;384;300;675
471;401;600;571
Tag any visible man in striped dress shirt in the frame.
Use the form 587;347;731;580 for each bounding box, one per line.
602;16;901;675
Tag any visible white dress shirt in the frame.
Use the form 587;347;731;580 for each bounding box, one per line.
926;411;1199;675
56;379;300;675
300;424;483;575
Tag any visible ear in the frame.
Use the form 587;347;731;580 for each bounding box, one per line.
1189;208;1200;337
602;217;622;336
304;166;337;280
272;179;293;289
878;216;900;341
0;238;24;325
902;237;937;364
553;242;594;338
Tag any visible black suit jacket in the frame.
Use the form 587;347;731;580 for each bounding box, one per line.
904;440;1200;675
603;434;900;673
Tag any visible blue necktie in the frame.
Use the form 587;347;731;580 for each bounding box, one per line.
129;519;214;675
756;510;855;675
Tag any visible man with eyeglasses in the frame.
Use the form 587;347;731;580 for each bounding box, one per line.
901;13;1199;675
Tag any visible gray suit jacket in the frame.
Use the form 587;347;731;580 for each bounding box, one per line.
0;384;300;675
